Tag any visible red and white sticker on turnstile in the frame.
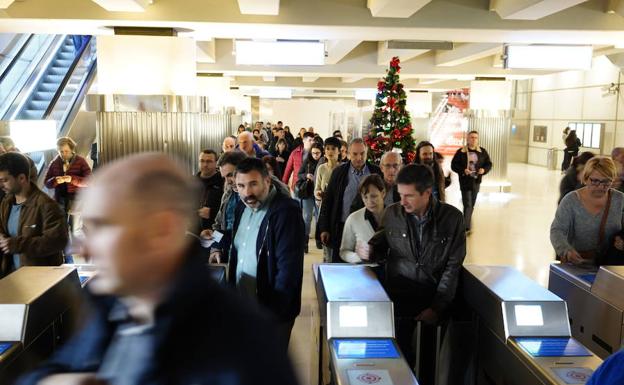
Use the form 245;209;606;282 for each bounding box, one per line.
551;367;593;384
347;370;394;385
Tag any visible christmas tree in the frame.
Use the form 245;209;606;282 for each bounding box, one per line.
365;56;416;163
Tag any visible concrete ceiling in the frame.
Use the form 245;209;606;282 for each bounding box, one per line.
0;0;622;91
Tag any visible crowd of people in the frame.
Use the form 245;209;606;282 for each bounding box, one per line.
1;119;623;384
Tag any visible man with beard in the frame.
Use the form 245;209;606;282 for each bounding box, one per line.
0;153;67;276
229;157;304;352
415;141;448;202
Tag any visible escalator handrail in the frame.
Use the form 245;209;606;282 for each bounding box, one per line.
0;34;34;84
43;36;93;119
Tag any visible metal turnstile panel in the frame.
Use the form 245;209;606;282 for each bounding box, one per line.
592;266;624;309
464;265;570;341
318;265;394;339
0;304;26;341
549;263;624;358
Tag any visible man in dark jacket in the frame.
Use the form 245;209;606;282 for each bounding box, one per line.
16;153;299;385
368;164;466;384
318;138;382;262
196;149;224;231
230;157;304;351
450;131;492;233
0;153;68;277
415;141;448;202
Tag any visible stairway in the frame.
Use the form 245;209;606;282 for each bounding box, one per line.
15;36;76;120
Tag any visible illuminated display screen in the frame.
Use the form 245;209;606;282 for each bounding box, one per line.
579;274;596;285
339;305;367;328
334;339;400;359
516;338;592;357
514;305;544;326
0;343;13;355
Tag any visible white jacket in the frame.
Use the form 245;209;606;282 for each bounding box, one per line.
340;207;377;263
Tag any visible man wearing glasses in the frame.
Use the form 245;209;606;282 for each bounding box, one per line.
379;151;402;206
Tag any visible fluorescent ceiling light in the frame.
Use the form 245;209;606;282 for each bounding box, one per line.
9;120;57;153
91;0;150;12
505;45;592;70
259;88;292;99
235;41;325;65
355;89;377;100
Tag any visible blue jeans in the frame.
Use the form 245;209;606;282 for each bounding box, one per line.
301;197;317;240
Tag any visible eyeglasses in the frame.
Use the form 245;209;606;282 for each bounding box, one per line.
382;163;401;169
311;151;322;156
588;177;613;187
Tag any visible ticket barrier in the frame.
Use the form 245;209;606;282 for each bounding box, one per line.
0;267;83;384
314;264;418;385
462;265;602;385
549;263;624;359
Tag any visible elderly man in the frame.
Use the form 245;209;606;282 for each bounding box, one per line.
380;151;402;206
221;136;236;154
0;153;68;277
238;131;269;159
17;153;298;385
318;138;382;262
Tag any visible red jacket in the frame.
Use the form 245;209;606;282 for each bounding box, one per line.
281;146;304;191
44;154;92;201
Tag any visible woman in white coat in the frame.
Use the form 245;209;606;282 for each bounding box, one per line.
340;174;387;263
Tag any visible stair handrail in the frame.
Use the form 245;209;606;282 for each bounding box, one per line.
43;36;93;119
0;34;34;84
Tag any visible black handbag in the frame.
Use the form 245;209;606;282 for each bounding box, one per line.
296;164;314;199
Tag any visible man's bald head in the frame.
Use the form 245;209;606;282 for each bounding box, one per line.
380;151;403;185
88;153;197;219
81;153;199;298
237;131;255;155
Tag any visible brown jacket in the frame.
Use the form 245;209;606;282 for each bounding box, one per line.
0;184;68;276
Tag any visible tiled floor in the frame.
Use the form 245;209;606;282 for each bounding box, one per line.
288;163;563;385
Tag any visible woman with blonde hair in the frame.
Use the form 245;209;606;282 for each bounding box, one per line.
551;156;624;264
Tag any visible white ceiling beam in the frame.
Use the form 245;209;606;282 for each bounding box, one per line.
419;78;445;85
377;41;428;66
325;40;362;65
237;0;279;15
342;77;364;83
491;0;589;20
436;43;501;67
199;41;555;79
196;40;216;63
0;0;15;9
367;0;433;18
492;54;503;68
262;76;276;82
90;0;150;12
302;76;319;82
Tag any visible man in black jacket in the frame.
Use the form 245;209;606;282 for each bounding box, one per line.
318;138;382;262
230;158;305;352
196;149;224;231
17;153;298;385
368;164;466;384
450;131;492;233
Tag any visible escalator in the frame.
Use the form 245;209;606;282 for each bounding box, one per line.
0;33;97;177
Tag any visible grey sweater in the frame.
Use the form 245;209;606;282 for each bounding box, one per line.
550;189;624;257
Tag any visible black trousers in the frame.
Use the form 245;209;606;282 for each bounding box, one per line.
460;184;480;231
329;222;345;263
396;317;440;385
561;149;578;172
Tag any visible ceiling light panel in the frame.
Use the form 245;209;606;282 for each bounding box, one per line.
235;41;325;65
504;45;593;70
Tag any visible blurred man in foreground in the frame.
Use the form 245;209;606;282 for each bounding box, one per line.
17;153;298;385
